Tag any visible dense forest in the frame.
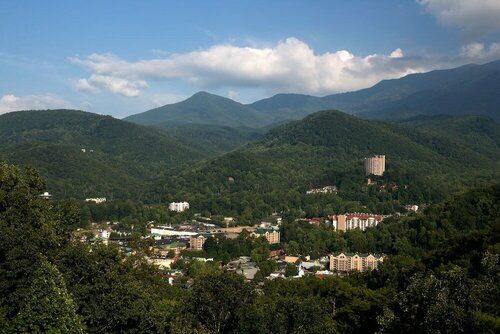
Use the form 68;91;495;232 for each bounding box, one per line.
0;162;498;333
0;109;206;199
158;111;500;220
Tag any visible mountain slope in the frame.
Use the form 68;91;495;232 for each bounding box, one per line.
0;109;206;199
170;124;265;155
250;59;500;121
160;110;500;217
125;91;272;128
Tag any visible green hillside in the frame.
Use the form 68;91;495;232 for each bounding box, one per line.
0;109;206;199
125;91;273;128
159;110;500;219
170;124;265;155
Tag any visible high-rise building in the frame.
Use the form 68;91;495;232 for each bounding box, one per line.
365;155;385;176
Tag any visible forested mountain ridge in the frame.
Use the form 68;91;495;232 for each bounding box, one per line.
124;91;273;128
253;59;500;121
125;59;500;129
0;109;206;199
160;110;500;219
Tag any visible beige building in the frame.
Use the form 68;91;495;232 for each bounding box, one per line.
251;228;280;244
329;252;384;272
328;213;384;232
189;233;212;251
365;155;385;176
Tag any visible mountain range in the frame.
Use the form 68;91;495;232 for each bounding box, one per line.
1;59;500;202
125;58;500;130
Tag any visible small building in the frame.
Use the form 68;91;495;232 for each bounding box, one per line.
39;191;52;199
251;228;280;244
306;185;338;195
329;252;384;272
168;202;189;212
85;197;106;204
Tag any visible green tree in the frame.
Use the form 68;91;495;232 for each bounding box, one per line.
187;271;254;333
15;257;84;333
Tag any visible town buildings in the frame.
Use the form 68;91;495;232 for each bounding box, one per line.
250;228;280;244
329;252;384;272
328;213;384;232
365;155;385;176
168;201;190;212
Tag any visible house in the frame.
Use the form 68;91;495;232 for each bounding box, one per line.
329;252;384;272
38;191;52;199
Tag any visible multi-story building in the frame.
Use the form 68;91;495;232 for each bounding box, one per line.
251;228;280;244
328;213;384;232
329;252;384;272
365;155;385;176
189;233;212;251
168;201;189;212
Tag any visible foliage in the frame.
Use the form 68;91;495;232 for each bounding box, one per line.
15;257;85;333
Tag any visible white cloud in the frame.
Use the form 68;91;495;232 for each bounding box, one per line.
75;74;148;97
70;37;500;100
0;94;74;114
70;38;424;97
460;42;500;59
418;0;500;37
390;48;404;58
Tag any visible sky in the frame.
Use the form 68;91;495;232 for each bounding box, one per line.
1;0;500;118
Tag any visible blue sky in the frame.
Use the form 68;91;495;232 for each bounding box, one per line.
1;0;500;117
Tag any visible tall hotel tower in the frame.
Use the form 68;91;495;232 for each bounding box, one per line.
365;155;385;176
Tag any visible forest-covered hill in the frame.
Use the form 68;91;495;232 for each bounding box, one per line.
158;110;500;219
0;109;206;199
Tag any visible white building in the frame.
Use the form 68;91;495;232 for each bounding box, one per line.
85;197;107;204
365;155;385;176
168;202;189;212
150;225;197;237
328;213;384;232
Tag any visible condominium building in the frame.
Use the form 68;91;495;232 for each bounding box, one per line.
328;213;384;232
329;252;384;272
189;233;212;251
251;228;280;244
168;201;190;212
365;155;385;176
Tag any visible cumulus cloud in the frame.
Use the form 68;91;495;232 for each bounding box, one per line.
75;74;147;97
70;37;500;99
70;38;424;97
0;94;74;114
418;0;500;37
